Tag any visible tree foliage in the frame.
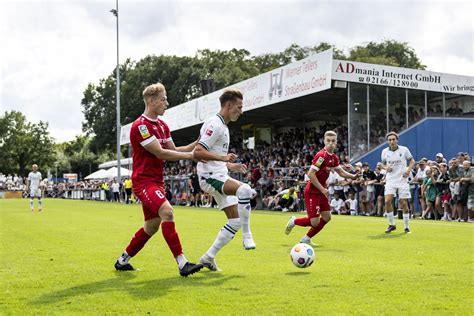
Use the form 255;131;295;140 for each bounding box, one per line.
0;111;56;175
81;40;424;155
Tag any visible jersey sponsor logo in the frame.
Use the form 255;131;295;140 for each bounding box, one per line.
205;128;213;136
138;125;150;139
314;157;324;167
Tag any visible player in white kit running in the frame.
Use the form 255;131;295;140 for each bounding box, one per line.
194;89;257;272
381;132;415;233
27;164;43;211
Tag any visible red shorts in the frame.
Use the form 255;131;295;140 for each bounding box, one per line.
133;184;167;221
304;193;330;219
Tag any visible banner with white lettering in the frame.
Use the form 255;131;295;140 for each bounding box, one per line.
332;60;474;96
163;49;333;131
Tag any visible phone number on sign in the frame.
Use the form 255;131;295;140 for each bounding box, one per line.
358;76;419;88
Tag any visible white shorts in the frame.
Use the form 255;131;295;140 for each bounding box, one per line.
385;182;411;199
30;188;42;198
199;172;238;210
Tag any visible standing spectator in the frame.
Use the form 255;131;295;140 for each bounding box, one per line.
124;177;133;204
414;160;429;216
449;158;463;221
188;166;202;207
424;167;441;219
111;180;120;202
459;161;473;221
446;101;463;117
435;153;447;164
435;163;450;220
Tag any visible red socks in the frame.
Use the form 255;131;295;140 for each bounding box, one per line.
161;221;183;258
294;217;311;227
307;218;328;238
125;227;151;257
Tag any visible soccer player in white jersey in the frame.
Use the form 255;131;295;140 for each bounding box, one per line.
27;164;43;211
381;132;415;233
194;88;257;272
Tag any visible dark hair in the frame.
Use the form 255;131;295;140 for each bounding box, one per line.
219;89;243;106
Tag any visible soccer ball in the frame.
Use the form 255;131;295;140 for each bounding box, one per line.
290;243;315;268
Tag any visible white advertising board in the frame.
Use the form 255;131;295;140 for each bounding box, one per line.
163;49;333;131
332;59;474;96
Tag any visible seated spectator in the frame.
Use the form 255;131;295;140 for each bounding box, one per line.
345;191;358;216
273;187;298;212
330;192;345;215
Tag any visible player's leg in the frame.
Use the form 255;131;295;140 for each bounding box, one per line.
115;201;158;271
37;198;42;211
384;183;397;233
398;184;412;233
222;178;257;249
29;189;35;211
286;193;317;234
200;198;240;271
157;200;203;276
301;198;331;245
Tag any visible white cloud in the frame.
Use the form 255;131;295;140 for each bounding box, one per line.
1;0;473;142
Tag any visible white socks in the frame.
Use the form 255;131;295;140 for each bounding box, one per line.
176;254;188;269
207;218;240;258
236;184;253;236
118;251;131;265
403;213;410;229
387;212;395;226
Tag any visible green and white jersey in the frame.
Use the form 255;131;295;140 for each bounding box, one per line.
197;114;229;175
381;145;413;185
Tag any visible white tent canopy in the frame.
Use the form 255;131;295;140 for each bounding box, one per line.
84;169;109;180
84;167;131;180
104;167;132;178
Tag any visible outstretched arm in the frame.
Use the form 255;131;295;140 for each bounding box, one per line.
164;137;200;152
194;144;237;163
144;139;193;161
334;165;359;180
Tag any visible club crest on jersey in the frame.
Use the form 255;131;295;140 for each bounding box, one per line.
138;125;150;139
206;128;213;136
315;157;324;167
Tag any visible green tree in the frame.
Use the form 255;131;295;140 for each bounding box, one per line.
0;111;55;175
348;39;426;69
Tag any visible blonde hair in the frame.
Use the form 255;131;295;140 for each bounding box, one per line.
324;130;337;138
142;83;165;101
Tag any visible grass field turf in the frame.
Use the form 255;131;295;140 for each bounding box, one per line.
1;199;473;315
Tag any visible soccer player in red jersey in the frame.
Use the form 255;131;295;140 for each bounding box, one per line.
114;83;203;277
285;131;359;245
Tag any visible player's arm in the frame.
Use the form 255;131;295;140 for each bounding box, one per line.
307;168;328;196
164;137;200;152
227;162;247;173
193;144;237;162
334;165;359;180
404;158;415;178
144;139;193;161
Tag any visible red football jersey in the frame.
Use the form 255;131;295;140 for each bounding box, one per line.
130;115;172;189
305;148;340;195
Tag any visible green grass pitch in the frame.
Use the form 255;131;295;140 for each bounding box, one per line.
1;199;473;315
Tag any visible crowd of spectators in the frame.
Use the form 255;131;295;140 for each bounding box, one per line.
2;120;472;222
